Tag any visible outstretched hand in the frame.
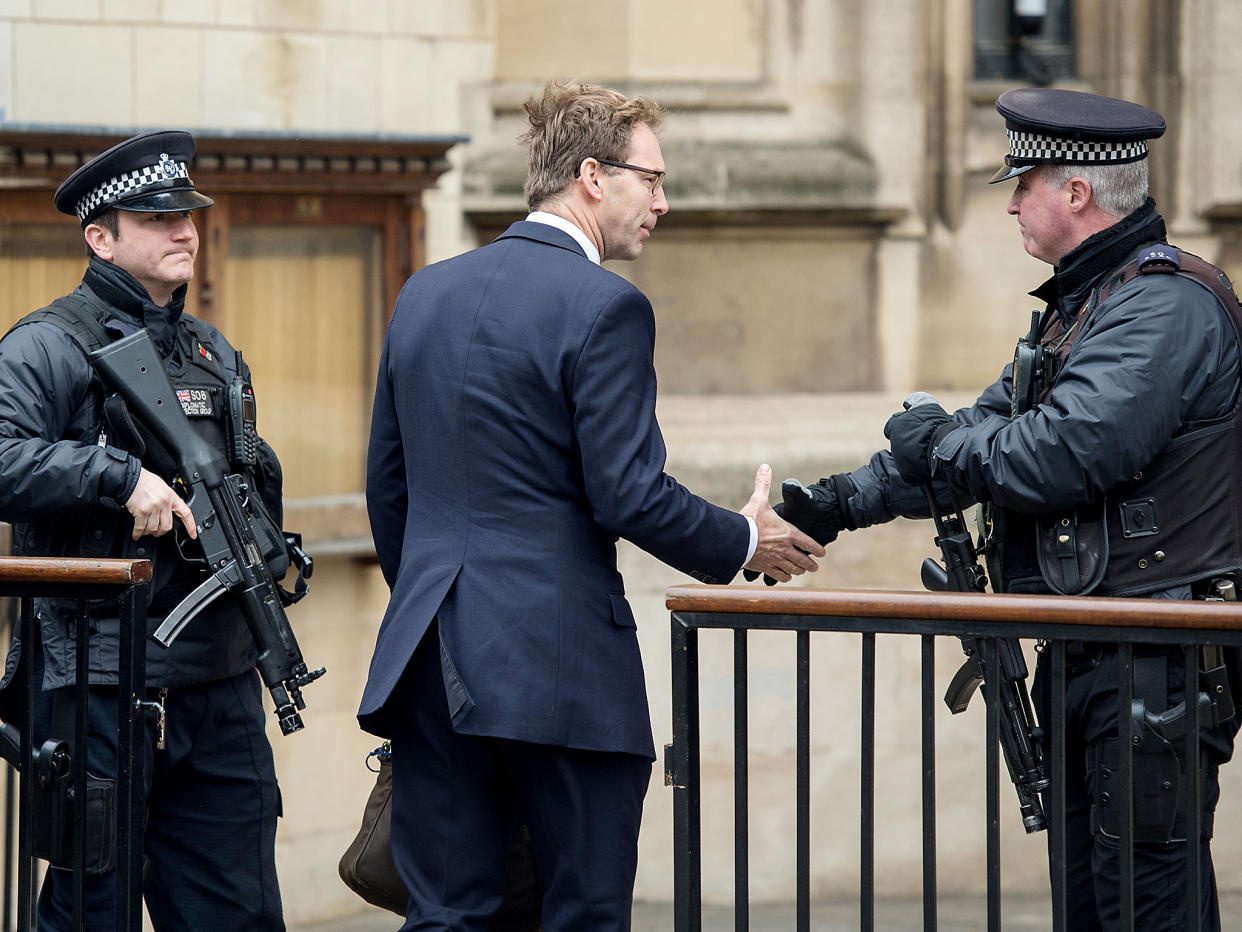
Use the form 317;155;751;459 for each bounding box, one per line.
740;465;824;583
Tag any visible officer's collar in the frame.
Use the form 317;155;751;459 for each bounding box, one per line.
1029;198;1165;321
83;254;187;355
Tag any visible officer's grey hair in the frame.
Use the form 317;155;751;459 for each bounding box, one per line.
1043;159;1149;219
519;80;665;212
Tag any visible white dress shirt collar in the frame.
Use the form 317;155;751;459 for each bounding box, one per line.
525;211;600;265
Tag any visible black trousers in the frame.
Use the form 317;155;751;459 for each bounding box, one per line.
1033;646;1235;932
34;670;284;932
387;628;651;932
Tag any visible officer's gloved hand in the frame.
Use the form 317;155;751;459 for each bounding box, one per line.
883;392;956;486
774;476;853;545
744;476;855;585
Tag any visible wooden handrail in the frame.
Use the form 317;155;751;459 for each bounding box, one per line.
666;584;1242;632
0;557;151;586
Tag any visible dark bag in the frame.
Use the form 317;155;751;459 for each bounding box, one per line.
338;743;544;929
338;743;405;914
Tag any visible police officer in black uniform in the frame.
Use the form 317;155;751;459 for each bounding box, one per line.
778;89;1242;930
0;132;287;929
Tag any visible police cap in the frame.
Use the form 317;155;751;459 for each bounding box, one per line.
989;88;1166;184
53;130;214;226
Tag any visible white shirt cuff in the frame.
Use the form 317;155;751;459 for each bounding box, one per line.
745;516;758;563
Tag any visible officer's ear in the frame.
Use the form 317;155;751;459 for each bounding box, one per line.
83;222;114;261
1065;176;1094;215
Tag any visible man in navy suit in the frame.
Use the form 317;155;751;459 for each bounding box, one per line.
360;80;823;931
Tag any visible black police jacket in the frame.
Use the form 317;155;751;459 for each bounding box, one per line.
843;201;1242;596
0;256;277;690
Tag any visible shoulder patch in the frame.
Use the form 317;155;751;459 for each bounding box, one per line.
1137;245;1180;274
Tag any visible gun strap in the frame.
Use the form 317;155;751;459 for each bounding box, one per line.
279;568;309;606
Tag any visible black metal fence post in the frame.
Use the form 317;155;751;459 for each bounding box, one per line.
1047;640;1067;931
671;613;701;932
984;639;1001;930
733;629;748;932
859;632;875;932
920;634;937;932
115;582;147;932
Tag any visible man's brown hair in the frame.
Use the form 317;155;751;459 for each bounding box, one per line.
519;81;665;212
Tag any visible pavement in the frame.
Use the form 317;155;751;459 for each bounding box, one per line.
286;890;1242;930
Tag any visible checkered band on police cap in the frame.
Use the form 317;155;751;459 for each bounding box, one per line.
73;152;189;223
1005;129;1149;167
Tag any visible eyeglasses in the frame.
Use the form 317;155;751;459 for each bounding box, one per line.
596;158;666;195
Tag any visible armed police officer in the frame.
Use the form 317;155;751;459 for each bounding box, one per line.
778;89;1242;930
0;132;290;929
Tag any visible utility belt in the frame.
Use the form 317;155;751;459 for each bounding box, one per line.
1049;579;1239;723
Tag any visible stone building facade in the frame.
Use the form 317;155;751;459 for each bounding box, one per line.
0;0;1240;924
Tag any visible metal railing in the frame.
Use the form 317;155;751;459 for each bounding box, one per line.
666;585;1242;932
0;557;150;932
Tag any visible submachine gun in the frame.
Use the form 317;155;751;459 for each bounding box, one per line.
911;394;1048;832
90;330;325;736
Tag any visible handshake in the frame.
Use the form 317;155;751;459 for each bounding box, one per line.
737;394;954;585
738;464;855;586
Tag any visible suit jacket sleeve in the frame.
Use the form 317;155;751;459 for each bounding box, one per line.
365;336;409;589
571;285;750;581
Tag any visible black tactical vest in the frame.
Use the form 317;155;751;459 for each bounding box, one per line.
9;293;285;684
1003;247;1242;597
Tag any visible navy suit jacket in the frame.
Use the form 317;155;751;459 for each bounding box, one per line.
359;221;750;759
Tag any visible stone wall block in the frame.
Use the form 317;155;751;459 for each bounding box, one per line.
325;34;382;131
32;0;100;19
102;0;158;20
426;40;491;134
495;0;627;81
215;0;256;27
13;21;134;124
630;0;763;81
157;0;214;25
391;0;493;38
251;0;389;35
0;21;11;120
202;29;328;129
378;35;435;134
134;25;202;126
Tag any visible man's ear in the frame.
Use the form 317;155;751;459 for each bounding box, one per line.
1066;176;1093;214
83;223;113;260
578;157;605;203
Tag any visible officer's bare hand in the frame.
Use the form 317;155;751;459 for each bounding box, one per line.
740;464;824;583
124;468;197;541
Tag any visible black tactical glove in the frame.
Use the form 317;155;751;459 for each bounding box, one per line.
774;475;854;546
743;476;855;584
883;393;957;486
